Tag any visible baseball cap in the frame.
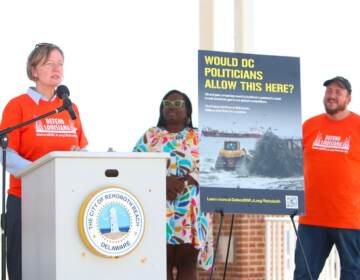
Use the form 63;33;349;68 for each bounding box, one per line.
323;76;352;94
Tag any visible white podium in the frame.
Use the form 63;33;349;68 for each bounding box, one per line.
16;152;168;280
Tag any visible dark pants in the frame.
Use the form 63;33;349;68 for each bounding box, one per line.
6;195;21;280
294;224;360;280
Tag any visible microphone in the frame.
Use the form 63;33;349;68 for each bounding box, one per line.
56;85;77;120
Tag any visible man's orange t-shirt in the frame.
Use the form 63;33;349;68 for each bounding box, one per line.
300;112;360;229
0;93;88;198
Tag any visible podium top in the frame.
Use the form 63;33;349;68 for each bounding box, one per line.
16;151;169;178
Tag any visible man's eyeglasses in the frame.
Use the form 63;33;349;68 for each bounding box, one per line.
162;99;185;109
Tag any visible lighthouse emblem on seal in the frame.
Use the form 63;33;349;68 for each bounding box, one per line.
78;186;145;258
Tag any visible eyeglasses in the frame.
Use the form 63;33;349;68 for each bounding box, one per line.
162;99;185;109
43;61;64;69
35;43;57;48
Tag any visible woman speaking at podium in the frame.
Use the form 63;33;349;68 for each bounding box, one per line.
0;43;88;280
133;90;213;280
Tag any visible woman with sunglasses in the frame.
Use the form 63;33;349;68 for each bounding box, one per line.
133;90;213;280
0;43;88;280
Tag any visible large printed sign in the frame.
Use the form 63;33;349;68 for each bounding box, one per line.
199;50;304;215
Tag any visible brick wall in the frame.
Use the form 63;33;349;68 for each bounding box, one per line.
198;214;266;280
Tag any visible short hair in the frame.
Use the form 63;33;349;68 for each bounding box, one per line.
323;76;352;95
27;43;64;81
157;89;194;128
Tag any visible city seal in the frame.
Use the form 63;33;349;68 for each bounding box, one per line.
78;186;145;258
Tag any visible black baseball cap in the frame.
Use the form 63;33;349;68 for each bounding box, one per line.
323;76;352;94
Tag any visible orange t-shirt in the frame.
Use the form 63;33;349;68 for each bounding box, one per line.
300;112;360;229
0;93;88;197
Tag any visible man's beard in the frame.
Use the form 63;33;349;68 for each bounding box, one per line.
324;99;347;115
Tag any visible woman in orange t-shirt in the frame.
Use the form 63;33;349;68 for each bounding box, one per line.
0;43;87;280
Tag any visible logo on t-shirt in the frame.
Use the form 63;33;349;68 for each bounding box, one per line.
312;132;350;153
35;117;77;137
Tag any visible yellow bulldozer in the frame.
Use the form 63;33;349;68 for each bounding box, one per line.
215;141;250;176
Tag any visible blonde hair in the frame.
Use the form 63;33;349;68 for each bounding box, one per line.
26;43;64;81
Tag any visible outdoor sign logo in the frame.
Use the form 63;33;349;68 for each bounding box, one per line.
78;186;145;258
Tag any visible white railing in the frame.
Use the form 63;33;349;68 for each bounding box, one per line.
265;216;340;280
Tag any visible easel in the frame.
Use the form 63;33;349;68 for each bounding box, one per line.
209;210;313;280
209;211;235;280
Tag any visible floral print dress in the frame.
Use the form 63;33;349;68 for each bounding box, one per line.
133;127;213;270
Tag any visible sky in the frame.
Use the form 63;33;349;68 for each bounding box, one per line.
1;0;359;152
251;0;360;122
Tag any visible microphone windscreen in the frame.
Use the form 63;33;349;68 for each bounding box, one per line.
56;85;70;99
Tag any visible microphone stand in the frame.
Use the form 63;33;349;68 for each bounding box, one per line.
0;104;67;280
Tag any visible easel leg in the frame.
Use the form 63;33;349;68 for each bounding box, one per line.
223;214;235;280
209;210;224;280
290;211;313;280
